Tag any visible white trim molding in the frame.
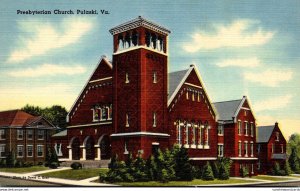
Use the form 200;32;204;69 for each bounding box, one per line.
189;157;217;161
230;157;258;160
89;76;112;84
111;132;170;137
113;45;168;56
67;122;112;128
184;82;202;89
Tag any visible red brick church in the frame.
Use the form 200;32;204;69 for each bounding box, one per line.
52;16;286;176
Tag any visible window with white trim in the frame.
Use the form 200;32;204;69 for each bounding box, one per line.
185;125;189;145
199;123;203;146
186;91;189;100
109;104;113;119
17;145;24;158
125;72;129;83
218;144;224;157
0;144;5;158
244;110;247;116
244;122;248;136
238;141;242;156
27;129;33;140
153;72;157;83
37;145;44;157
251;164;254;174
27;145;33;157
93;108;101;121
244;142;248;157
238;121;241;135
275;132;279;141
153;112;157;127
192;124;196;145
0;129;5;140
17;129;23;140
281;144;284;153
38;130;44;140
125;113;129;127
197;92;201;102
177;121;181;145
101;107;108;121
250;123;254;137
192;92;195;101
218;124;224;135
271;143;274;153
250;142;254;157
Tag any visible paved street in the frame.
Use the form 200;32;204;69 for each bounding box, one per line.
0;177;60;187
249;180;300;187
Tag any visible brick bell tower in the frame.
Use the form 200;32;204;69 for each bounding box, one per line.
109;16;171;160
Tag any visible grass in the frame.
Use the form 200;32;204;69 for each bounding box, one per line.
112;178;256;186
251;175;293;181
0;166;48;173
39;168;109;180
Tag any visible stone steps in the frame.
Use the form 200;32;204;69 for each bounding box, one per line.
60;160;110;168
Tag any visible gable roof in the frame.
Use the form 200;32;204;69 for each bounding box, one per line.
167;64;217;119
213;99;242;121
0;110;43;127
168;69;189;100
66;56;112;122
256;125;275;143
52;129;67;137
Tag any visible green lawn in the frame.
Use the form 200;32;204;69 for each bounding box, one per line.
0;166;48;173
251;175;293;181
39;168;108;180
114;178;256;186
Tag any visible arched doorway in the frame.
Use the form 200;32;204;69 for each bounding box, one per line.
85;136;95;160
71;137;80;160
98;135;111;159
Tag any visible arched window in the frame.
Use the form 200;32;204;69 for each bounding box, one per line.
118;34;123;51
204;121;209;147
126;113;129;127
153;112;157;127
132;31;138;46
145;32;151;47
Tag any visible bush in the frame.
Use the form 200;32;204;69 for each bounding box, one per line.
284;160;292;175
71;162;82;170
6;151;16;168
0;159;6;168
202;162;214;180
216;158;232;180
99;171;107;182
15;160;23;168
240;166;249;178
45;148;59;168
174;146;194;181
193;166;203;179
49;162;59;169
37;162;44;166
23;162;33;167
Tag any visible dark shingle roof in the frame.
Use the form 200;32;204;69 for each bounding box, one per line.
52;130;67;137
256;125;274;143
212;99;242;121
168;69;189;100
0;110;35;127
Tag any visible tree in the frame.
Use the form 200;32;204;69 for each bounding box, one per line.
45;148;59;168
202;162;214;180
174;146;194;181
21;104;68;128
6;151;16;168
146;155;158;181
288;147;300;173
216;157;232;180
133;154;148;181
283;160;292;175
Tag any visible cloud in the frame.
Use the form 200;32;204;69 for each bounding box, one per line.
253;95;293;112
216;57;260;68
8;64;86;77
257;115;300;140
0;83;77;110
183;19;274;52
244;68;293;87
7;18;94;63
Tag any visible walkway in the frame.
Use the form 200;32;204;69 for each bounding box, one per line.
0;167;116;186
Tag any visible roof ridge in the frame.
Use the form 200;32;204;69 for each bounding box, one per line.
213;99;242;104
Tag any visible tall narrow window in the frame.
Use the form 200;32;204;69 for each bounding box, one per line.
38;130;44;140
197;92;201;102
244;122;248;136
244;142;248;157
238;141;242;156
37;145;44;157
126;113;129;127
153;72;157;83
281;144;284;153
93;108;100;121
186;91;189;100
17;129;23;140
218;124;224;135
17;145;24;158
153;112;157;127
271;143;274;153
0;129;5;140
192;124;196;145
125;72;129;83
27;145;33;157
109;104;113;119
275;132;279;141
250;123;254;137
177;121;181;145
238;121;241;135
192;92;195;101
27;129;33;140
185;125;189;145
0;144;5;158
101;107;108;120
250;142;254;157
218;144;224;157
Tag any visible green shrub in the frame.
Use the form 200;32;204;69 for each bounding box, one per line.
45;148;59;168
99;171;107;182
49;162;59;169
202;162;214;181
211;161;219;178
174;146;194;181
284;160;292;175
15;160;23;168
6;151;16;168
240;166;249;178
70;162;82;170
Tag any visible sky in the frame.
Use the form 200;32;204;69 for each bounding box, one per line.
0;0;299;139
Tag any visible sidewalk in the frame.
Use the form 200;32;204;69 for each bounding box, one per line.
0;167;116;186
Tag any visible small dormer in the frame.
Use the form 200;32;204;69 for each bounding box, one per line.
109;16;171;54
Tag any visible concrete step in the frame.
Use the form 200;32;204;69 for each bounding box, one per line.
60;160;110;168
